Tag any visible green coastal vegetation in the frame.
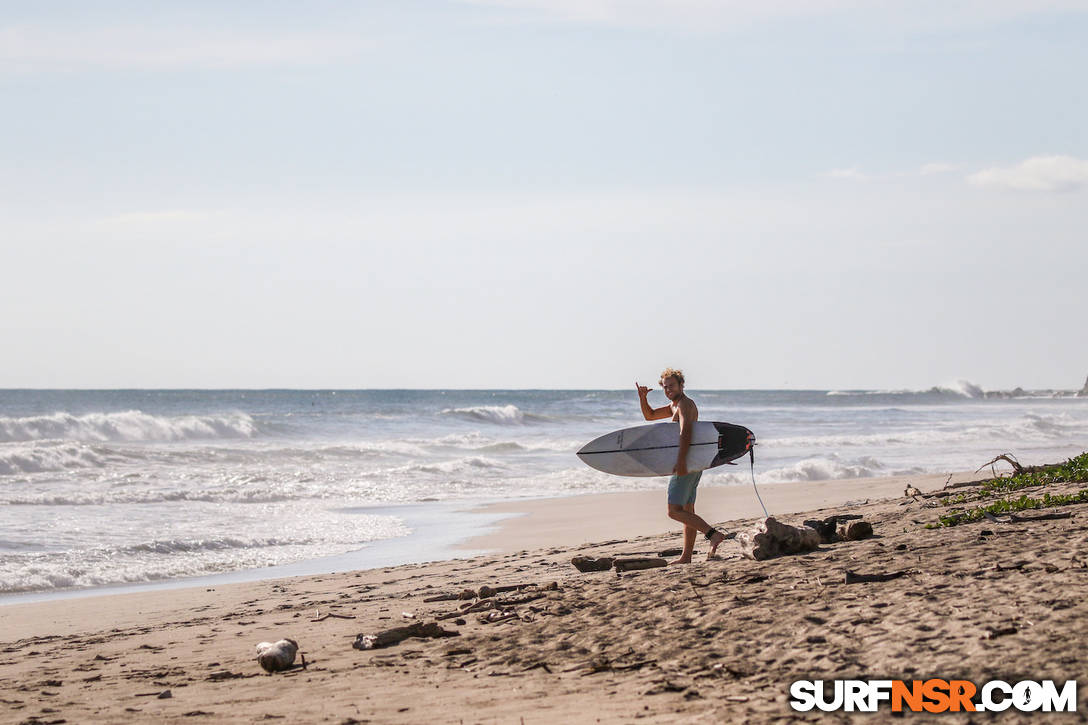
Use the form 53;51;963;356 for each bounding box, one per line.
929;452;1088;528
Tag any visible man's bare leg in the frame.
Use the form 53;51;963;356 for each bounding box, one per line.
667;504;725;564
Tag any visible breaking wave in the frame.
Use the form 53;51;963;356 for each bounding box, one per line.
712;455;918;484
827;380;986;398
437;405;548;425
0;410;260;443
0;442;110;475
0;513;409;593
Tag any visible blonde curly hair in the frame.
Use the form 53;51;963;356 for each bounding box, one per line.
659;368;685;387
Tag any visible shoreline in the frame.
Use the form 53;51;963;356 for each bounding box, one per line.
2;471;978;606
1;469;979;633
456;470;982;553
0;500;513;607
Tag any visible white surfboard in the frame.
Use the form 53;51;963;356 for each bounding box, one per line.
577;421;754;477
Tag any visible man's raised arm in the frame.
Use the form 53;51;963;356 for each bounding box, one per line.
636;383;672;421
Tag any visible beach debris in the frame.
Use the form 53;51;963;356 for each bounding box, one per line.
423;592;460;603
985;510;1074;525
478;585;497;599
1010;511;1073;523
658;547;684;557
353;622;459;650
311;609;356;622
982;626;1018;639
436;598;496;620
479;609;519;624
802;518;839;544
838;521;874;541
803;514;868;544
496;591;547;606
571;556;614;572
976;453;1024;477
459;589;477;600
737;517;820;560
613;557;668;573
206;670;250;682
844;569;911;584
904;485;922;497
256;639;299;673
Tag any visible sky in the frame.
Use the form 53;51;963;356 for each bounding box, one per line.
1;0;1086;390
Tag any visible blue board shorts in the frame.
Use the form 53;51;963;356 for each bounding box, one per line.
667;471;702;506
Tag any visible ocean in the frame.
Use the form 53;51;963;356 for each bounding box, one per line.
2;387;1087;597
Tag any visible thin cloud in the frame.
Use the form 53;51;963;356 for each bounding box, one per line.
968;155;1088;192
460;0;1088;30
0;24;374;73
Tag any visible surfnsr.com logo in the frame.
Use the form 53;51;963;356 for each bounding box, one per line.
789;679;1079;713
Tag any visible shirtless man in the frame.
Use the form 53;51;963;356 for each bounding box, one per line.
636;368;727;564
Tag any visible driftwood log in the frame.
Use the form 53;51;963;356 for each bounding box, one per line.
737;517;820;560
844;569;911;584
613;557;667;573
353;622;459;650
572;556;614;572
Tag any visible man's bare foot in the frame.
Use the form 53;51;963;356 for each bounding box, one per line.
707;530;727;558
668;556;693;565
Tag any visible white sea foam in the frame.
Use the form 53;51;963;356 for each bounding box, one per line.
0;410;259;443
826;380;985;398
437;405;551;425
0;442;110;475
935;380;985;398
385;456;507;477
710;455;917;484
0;504;409;593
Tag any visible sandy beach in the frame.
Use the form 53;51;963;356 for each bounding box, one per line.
3;471;1087;723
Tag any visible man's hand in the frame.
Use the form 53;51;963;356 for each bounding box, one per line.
635;382;651;399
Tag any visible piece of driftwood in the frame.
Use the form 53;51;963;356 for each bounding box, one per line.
838;521;874;541
256;639;299;672
478;609;519;624
976;453;1024;477
1010;511;1073;523
436;599;494;620
802;519;839;544
986;510;1074;524
572;556;614;572
496;591;546;606
613;557;667;572
737;517;820;560
423;593;460;603
844;570;910;584
353;622;459;650
311;610;356;622
982;626;1018;639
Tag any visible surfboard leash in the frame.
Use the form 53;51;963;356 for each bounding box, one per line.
748;435;770;518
